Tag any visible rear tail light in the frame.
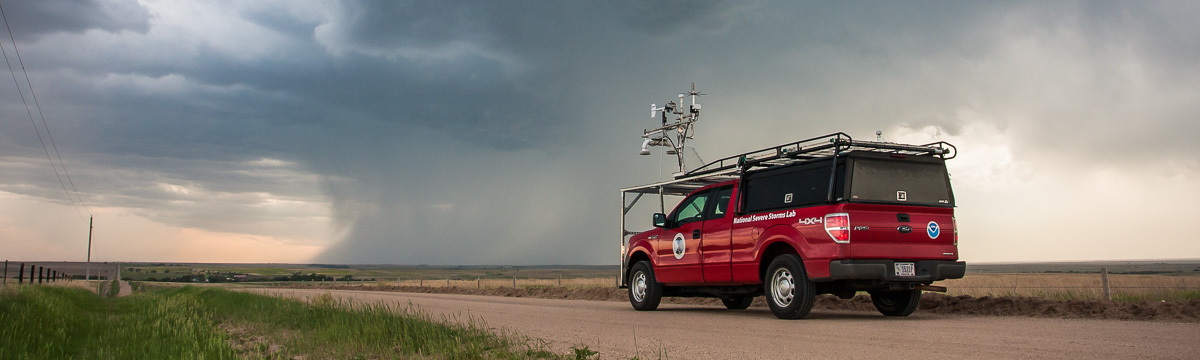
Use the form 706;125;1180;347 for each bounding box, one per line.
952;216;958;246
824;213;850;243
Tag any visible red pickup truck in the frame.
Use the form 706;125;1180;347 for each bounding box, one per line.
619;133;964;319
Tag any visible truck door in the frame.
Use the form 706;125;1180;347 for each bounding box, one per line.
654;189;710;284
701;187;734;283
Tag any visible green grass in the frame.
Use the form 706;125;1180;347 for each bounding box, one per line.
1111;289;1200;302
0;286;235;359
0;286;570;359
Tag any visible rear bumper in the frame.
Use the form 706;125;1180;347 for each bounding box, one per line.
828;260;965;282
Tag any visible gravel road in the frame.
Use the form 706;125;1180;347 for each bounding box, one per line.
251;288;1200;359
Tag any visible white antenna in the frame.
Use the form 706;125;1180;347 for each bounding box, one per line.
638;83;704;177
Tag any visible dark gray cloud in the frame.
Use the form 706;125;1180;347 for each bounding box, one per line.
1;0;149;39
1;1;1197;264
614;0;762;36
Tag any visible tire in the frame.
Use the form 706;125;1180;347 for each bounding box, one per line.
721;296;754;310
869;289;922;317
628;261;663;311
764;254;815;319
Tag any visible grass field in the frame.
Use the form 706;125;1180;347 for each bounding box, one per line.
0;285;572;359
940;272;1200;301
13;260;1200;303
116;263;615;283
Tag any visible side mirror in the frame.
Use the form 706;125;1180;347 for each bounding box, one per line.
652;213;667;228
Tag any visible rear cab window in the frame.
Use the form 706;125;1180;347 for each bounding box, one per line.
847;155;953;207
738;152;953;213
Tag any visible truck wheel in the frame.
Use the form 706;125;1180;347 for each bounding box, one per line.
628;261;662;311
869;289;922;317
721;296;754;310
765;254;815;319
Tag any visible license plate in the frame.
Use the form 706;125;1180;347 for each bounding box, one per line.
895;262;916;277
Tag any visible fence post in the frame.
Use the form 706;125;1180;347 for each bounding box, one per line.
18;263;23;284
512;276;516;288
1101;267;1111;301
2;260;6;286
446;278;450;287
38;266;43;284
558;274;562;287
30;265;36;284
419;276;423;287
476;278;480;288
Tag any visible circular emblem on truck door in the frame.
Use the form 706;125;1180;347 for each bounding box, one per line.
927;221;940;239
672;233;686;259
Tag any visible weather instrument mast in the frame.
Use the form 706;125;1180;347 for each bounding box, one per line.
640;83;704;177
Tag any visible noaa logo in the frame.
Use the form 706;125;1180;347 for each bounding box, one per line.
927;221;940;239
672;233;686;259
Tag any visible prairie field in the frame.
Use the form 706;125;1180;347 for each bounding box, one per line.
10;260;1199;302
0;285;566;359
942;273;1200;301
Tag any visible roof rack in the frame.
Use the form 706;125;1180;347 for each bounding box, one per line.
683;132;956;179
618;132;956;196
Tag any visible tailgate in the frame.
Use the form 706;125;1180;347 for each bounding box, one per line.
845;203;957;260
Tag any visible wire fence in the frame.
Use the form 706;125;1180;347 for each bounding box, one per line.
939;270;1198;300
1;261;119;294
0;261;72;286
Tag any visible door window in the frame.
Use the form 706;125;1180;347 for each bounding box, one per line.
706;187;733;220
671;192;709;226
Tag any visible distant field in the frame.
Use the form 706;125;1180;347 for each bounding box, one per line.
942;273;1200;301
114;263;616;282
8;260;1199;302
966;260;1200;275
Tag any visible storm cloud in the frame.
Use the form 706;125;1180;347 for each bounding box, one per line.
1;1;1197;264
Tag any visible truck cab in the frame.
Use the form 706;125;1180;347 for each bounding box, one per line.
620;133;965;319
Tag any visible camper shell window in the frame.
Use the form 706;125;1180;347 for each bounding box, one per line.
739;152;953;213
741;160;846;213
846;154;954;206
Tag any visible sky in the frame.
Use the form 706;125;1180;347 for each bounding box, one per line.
1;0;1198;265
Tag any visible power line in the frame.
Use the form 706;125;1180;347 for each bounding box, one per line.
0;1;89;218
0;3;89;215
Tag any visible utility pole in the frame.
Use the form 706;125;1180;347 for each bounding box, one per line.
86;216;93;287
